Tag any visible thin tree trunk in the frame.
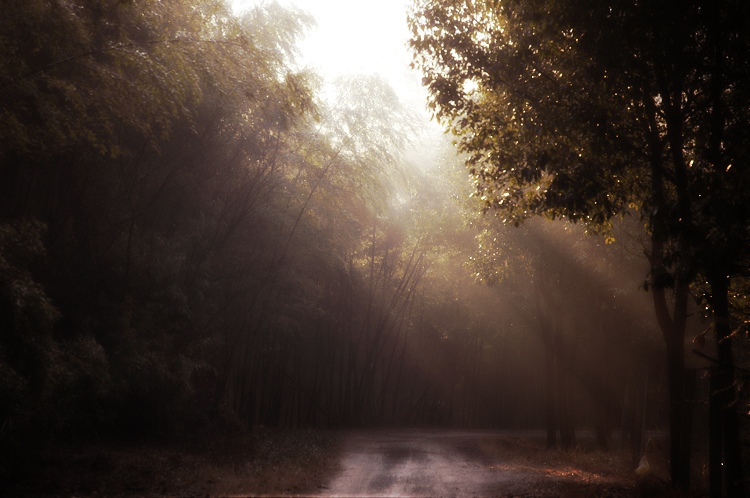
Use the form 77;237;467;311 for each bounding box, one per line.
709;271;745;498
556;331;576;450
661;289;690;490
644;91;692;491
649;262;690;489
680;369;695;489
710;363;723;498
544;341;557;449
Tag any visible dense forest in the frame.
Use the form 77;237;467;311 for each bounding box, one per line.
1;0;749;497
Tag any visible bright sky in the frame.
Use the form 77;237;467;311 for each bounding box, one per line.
230;0;448;176
230;0;427;110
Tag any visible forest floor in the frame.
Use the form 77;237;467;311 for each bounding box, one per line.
2;428;707;497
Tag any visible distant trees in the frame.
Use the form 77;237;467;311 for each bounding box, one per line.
409;0;750;494
469;214;660;453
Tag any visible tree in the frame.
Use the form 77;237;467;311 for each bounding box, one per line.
0;0;318;442
469;214;660;452
409;0;750;493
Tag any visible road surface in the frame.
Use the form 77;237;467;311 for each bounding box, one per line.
319;430;637;497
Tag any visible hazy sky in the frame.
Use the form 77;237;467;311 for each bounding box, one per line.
230;0;426;109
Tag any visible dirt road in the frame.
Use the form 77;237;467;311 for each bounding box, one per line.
319;430;640;497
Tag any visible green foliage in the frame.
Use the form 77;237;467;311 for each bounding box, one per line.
409;0;643;226
409;0;750;281
409;0;750;368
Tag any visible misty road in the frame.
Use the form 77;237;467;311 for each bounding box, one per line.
319;430;636;497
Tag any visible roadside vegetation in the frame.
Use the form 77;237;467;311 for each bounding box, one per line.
3;428;340;496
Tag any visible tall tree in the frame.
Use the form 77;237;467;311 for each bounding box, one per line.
409;0;750;493
0;0;317;440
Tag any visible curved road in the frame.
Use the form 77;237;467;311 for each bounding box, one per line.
319;430;635;497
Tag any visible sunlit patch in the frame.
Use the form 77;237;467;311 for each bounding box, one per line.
486;463;624;484
462;78;479;94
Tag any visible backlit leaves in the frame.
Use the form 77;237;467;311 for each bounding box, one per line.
409;0;643;226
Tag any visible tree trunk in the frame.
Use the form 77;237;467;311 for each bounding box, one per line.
544;339;557;449
710;364;723;498
644;95;693;490
652;280;691;490
681;369;695;485
629;374;646;467
666;343;687;486
709;271;746;498
556;330;576;449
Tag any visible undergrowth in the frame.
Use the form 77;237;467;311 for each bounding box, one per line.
1;427;341;496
